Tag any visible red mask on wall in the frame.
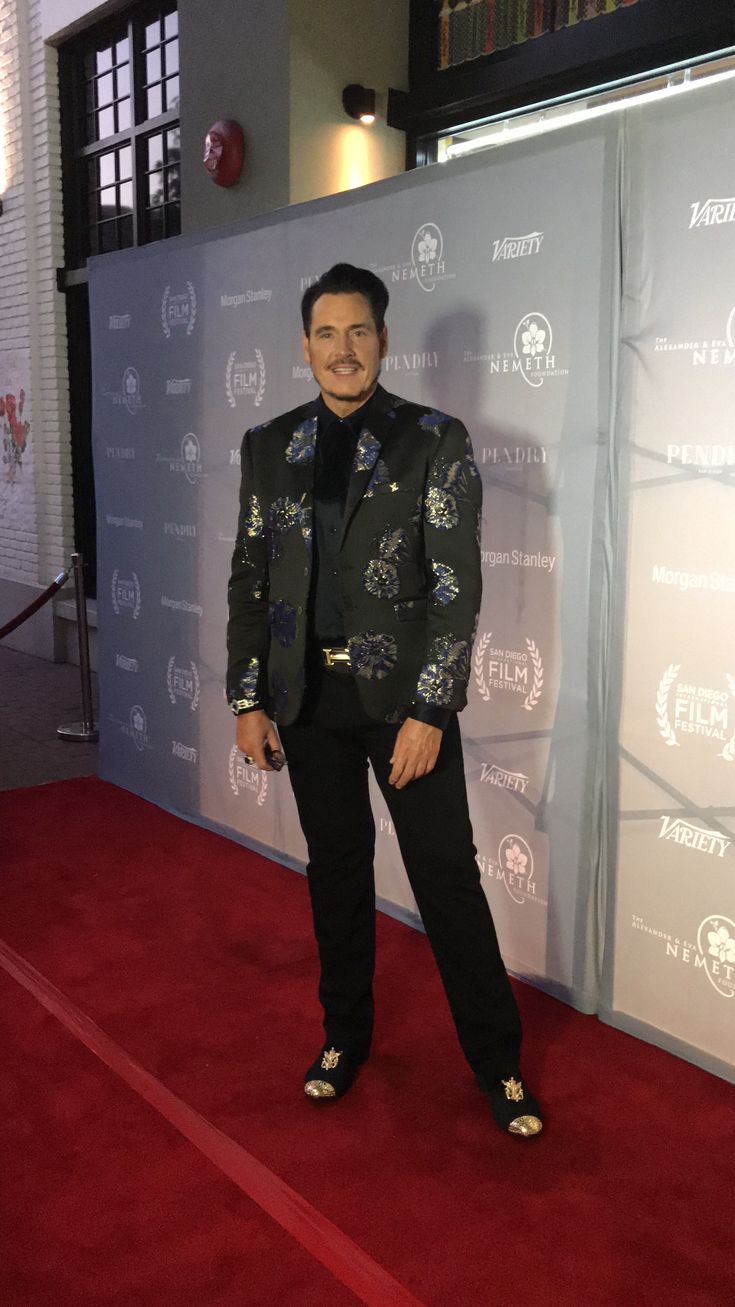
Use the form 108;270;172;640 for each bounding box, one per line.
203;120;244;188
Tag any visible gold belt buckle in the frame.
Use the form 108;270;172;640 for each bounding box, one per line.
323;646;350;668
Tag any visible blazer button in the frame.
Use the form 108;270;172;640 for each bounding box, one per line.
297;605;303;615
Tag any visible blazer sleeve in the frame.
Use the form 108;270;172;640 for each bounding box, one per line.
225;429;271;715
411;417;482;714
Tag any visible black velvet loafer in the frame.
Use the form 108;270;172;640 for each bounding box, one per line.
481;1073;543;1137
303;1044;366;1100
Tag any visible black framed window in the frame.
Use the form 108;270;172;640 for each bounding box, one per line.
62;2;180;267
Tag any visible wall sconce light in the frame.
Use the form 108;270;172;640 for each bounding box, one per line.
342;84;376;125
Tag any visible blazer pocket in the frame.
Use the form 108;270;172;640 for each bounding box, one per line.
394;598;428;621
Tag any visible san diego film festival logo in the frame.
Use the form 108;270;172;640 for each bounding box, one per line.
477;834;545;907
166;657;200;710
228;745;268;806
656;664;735;761
226;348;266;408
474;632;544;712
161;282;197;337
111;569;141;619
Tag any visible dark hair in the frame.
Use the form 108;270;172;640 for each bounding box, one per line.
301;263;389;335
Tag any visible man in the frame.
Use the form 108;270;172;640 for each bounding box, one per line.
226;264;542;1137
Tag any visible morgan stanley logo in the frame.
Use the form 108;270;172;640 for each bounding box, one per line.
689;198;735;229
492;231;544;261
658;815;731;859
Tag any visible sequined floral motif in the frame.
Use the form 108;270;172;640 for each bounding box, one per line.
269;599;297;648
348;631;398;680
362;559;400;599
418;408;451;436
425;486;459;530
364;458;397;497
237;657;260;709
267;496;301;563
373;526;410;563
416;635;469;705
299;500;313;554
353;429;381;473
285;416;317;465
242;494;264;538
429;560;459;606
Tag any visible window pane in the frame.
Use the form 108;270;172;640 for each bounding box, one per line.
118;213;134;248
118;145;132;179
116;98;131;131
97;107;115;138
147;134;164;169
96;46;112;74
116;63;130;97
146;49;161;84
164;75;179;111
165;164;179;202
98;152;115;187
115;38;129;64
147;206;164;242
166;204;181;238
100;186;117;216
164;11;178;38
99;219;118;252
145;20;160;47
119;181;133;213
147;170;164;206
167;125;180;155
96;72;113;106
147;84;162;118
164;40;178;75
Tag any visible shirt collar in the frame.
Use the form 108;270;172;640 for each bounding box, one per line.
316;390;376;438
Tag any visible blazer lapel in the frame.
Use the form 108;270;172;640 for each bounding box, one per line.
339;386;399;548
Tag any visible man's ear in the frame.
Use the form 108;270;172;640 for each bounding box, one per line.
302;332;311;364
379;325;388;359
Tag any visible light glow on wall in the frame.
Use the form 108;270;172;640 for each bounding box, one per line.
335;123;375;193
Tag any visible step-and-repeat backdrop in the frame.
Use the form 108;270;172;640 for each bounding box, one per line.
90;78;735;1081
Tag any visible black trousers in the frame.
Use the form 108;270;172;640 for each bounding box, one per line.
278;667;522;1082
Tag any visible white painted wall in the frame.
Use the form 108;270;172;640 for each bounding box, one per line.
41;0;127;44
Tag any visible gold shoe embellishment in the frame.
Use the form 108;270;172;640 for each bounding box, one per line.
305;1079;337;1099
321;1047;342;1072
508;1114;543;1137
502;1076;524;1103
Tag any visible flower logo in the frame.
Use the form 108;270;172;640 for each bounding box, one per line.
504;842;528;876
521;320;546;358
708;925;735;965
497;834;536;906
417;229;437;264
410;223;445;293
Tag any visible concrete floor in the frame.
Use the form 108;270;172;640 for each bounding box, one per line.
0;645;99;790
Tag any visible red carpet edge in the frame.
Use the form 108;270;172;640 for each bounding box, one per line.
0;935;426;1307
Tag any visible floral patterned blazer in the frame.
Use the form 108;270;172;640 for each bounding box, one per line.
226;384;482;727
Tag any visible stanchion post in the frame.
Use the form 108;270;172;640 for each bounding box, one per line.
57;552;99;742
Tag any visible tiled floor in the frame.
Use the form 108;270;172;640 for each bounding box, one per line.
0;646;99;790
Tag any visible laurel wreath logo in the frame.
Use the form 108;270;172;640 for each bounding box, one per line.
523;638;544;711
228;745;268;804
161;286;171;338
166;658;201;710
110;570;141;619
474;631;492;701
656;664;681;747
186;281;197;336
225;351;236;409
719;673;735;762
254;348;266;407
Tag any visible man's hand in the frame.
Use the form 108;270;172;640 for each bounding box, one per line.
388;718;442;790
235;709;282;771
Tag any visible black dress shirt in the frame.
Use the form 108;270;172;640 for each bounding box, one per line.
310;392;449;731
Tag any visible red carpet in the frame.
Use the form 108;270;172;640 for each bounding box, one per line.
1;777;733;1306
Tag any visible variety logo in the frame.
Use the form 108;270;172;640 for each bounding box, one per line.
656;666;735;760
111;570;141;619
171;740;198;763
166;378;192;395
492;231;544;261
226;349;266;408
480;763;530;794
477;834;545;906
658;815;731;859
115;654;139;673
106;513;142;530
383;350;439;376
481;549;556;574
108;367;143;415
108;313;131;329
161;282;197;337
221;289;272;306
666;444;735;475
689;198;735;229
158;432;204;485
167;657;200;709
474;632;544;712
633;910;735;999
651;564;735;594
228;745;268;805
